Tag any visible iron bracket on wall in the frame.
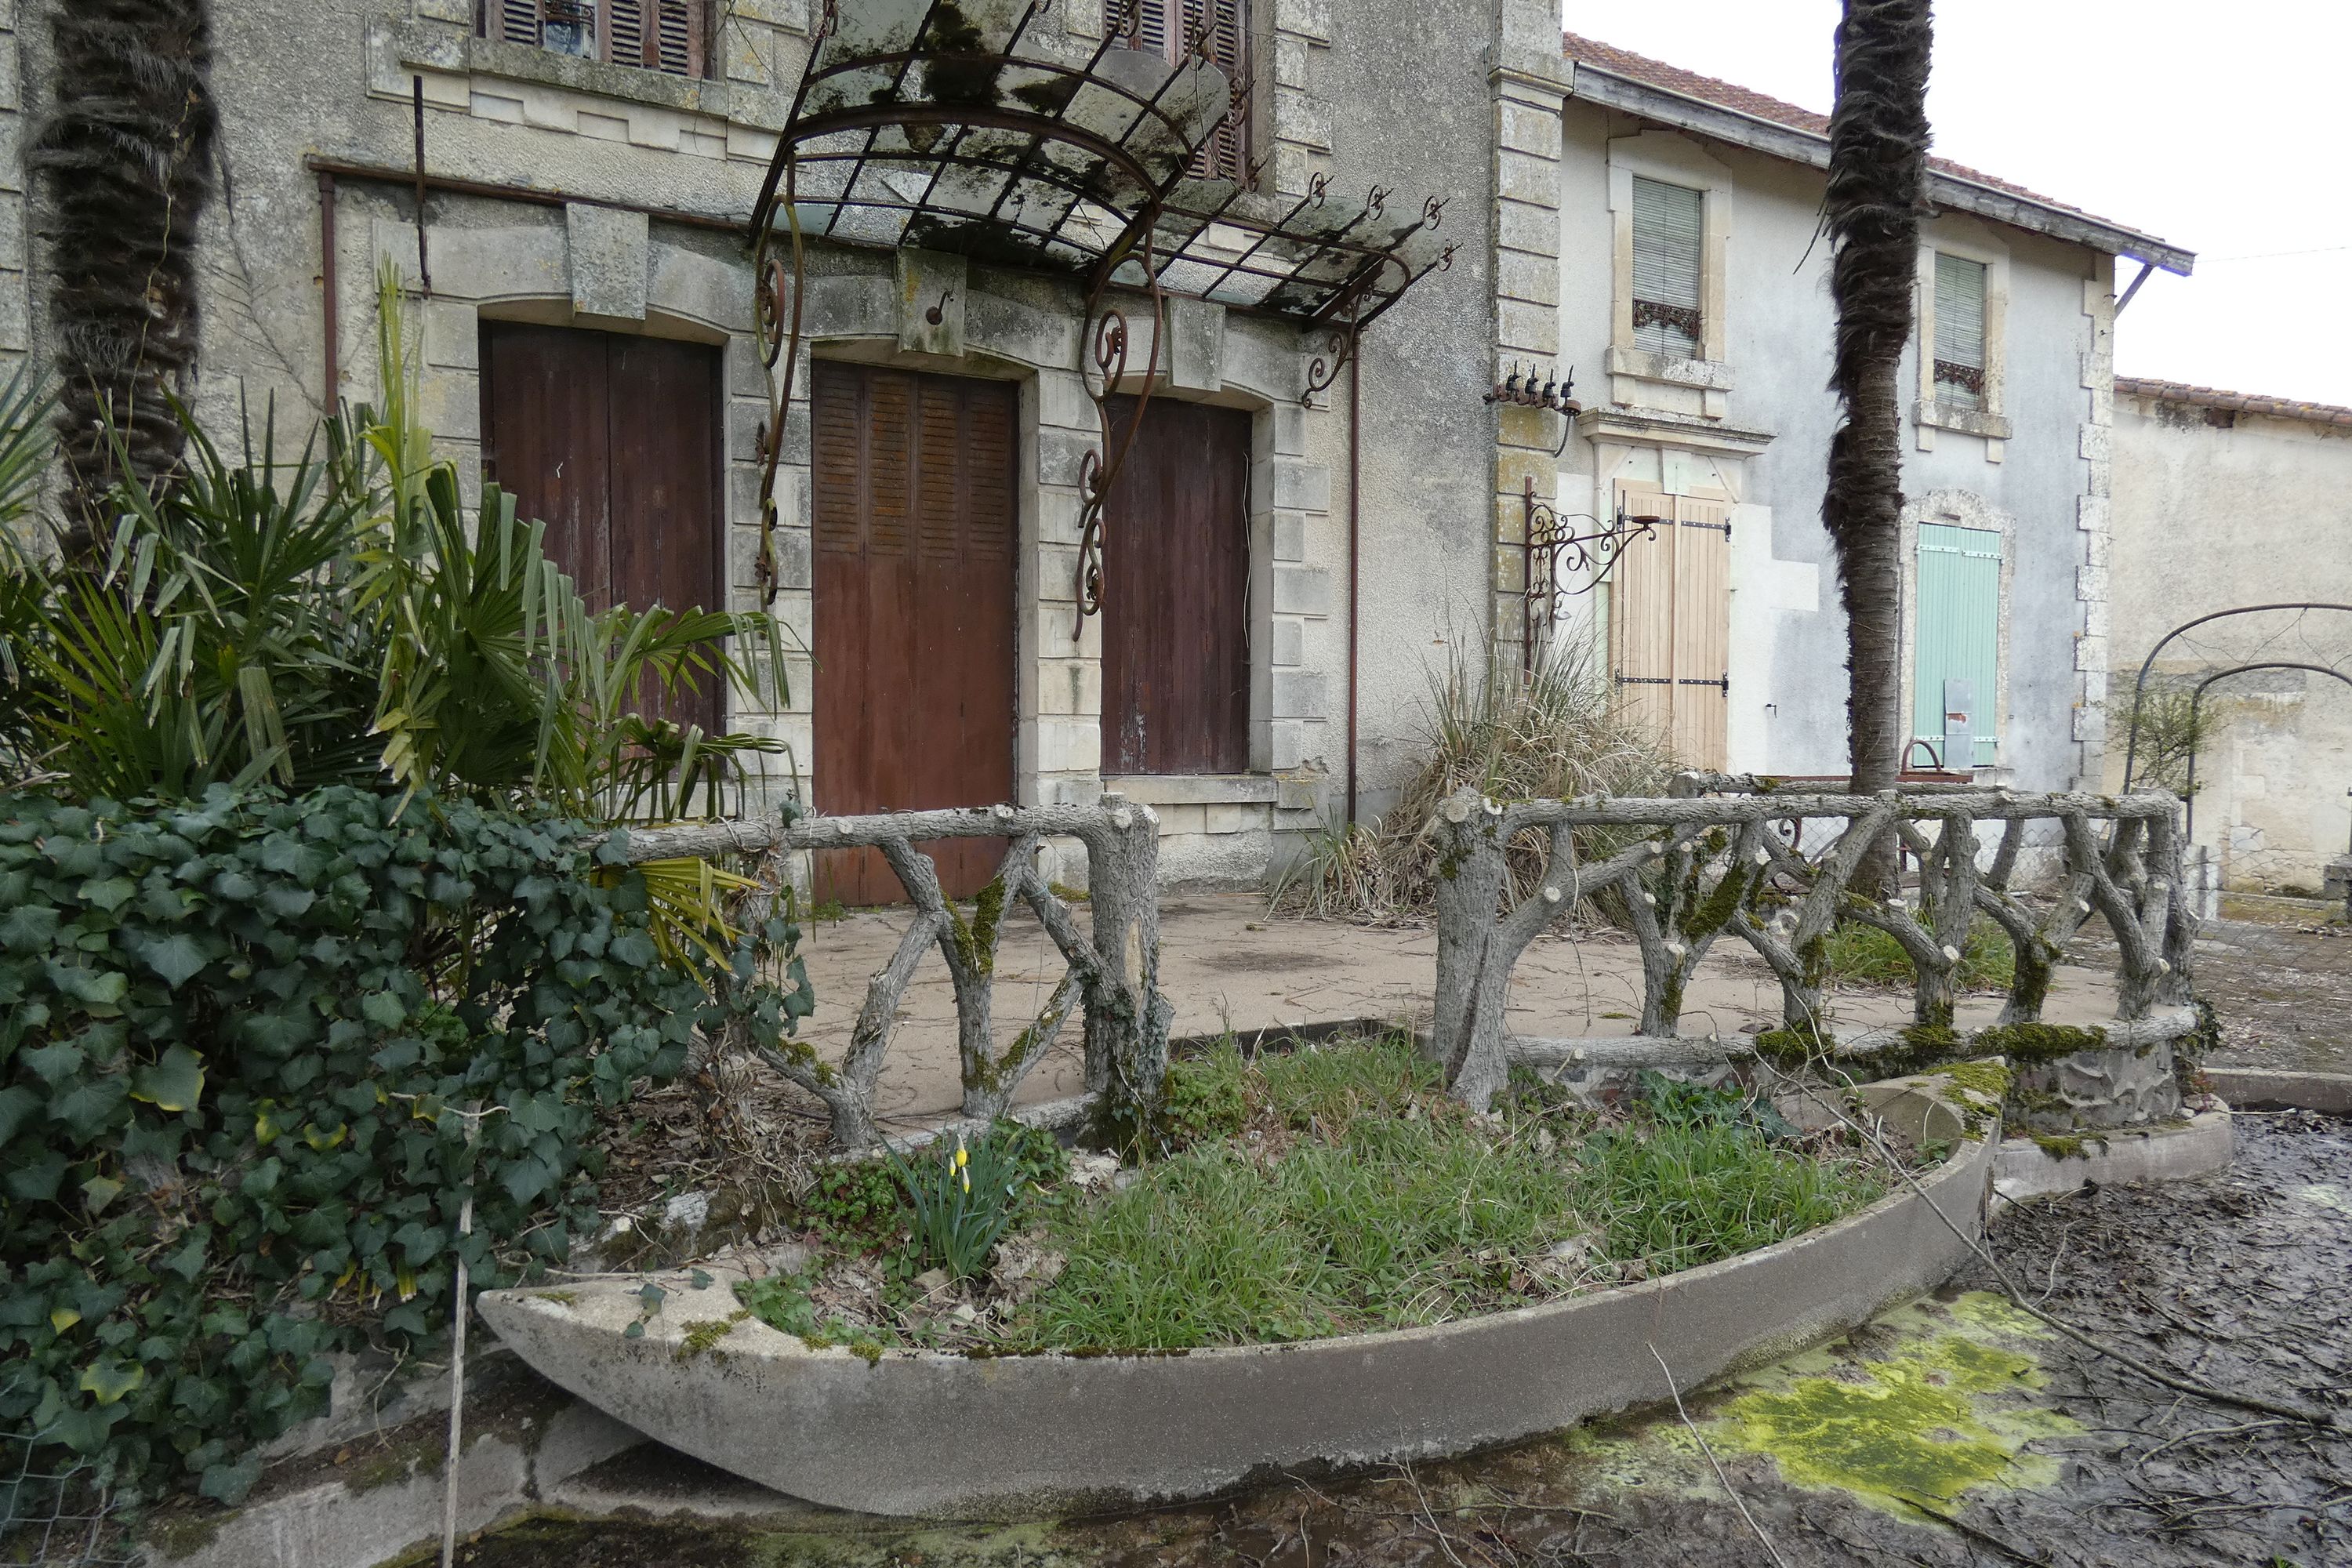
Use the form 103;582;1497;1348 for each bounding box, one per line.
1520;477;1663;672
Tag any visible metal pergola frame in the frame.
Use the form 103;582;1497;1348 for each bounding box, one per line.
743;0;1455;637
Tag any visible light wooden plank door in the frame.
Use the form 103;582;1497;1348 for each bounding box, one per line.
1607;485;1730;771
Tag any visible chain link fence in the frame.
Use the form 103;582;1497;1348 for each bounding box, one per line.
0;1431;138;1568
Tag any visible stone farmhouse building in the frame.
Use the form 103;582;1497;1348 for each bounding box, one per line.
2107;379;2352;898
0;2;2187;891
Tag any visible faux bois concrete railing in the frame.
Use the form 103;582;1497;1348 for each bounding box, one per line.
618;794;1171;1150
1428;775;2199;1127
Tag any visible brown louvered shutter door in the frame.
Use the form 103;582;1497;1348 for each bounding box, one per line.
655;0;702;75
1193;0;1249;180
604;0;647;65
1102;397;1250;775
489;0;541;45
812;364;1016;905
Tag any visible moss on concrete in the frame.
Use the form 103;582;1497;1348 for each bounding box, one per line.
1973;1022;2110;1064
2028;1132;2109;1161
1932;1060;2013;1102
1708;1293;2078;1514
676;1310;752;1363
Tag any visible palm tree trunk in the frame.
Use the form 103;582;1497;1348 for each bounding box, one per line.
1823;0;1932;893
32;0;217;514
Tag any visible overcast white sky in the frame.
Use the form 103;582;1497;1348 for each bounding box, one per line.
1559;1;2352;406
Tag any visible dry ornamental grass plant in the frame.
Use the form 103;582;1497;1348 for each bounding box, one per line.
1271;635;1675;924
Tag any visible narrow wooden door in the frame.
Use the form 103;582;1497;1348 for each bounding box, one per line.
1102;396;1252;775
1913;523;2001;768
811;362;1018;904
479;322;724;733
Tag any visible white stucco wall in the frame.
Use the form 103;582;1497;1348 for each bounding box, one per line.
1552;101;2112;795
2108;391;2352;891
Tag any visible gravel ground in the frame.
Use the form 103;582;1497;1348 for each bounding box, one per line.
453;1113;2352;1568
2192;912;2352;1075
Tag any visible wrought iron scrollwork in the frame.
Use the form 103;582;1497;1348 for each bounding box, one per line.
1520;477;1661;670
750;152;808;612
1073;231;1166;638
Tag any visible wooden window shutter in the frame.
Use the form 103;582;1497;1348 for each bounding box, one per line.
1631;177;1704;358
488;0;543;45
654;0;702;76
1189;0;1250;182
605;0;647;65
1670;496;1731;771
1120;1;1248;180
1933;253;1989;408
1607;485;1730;770
1608;484;1677;752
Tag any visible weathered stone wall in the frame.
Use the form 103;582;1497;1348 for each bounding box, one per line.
0;2;24;385
9;0;1516;891
2107;391;2352;893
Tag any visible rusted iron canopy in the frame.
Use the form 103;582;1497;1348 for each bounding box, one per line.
752;0;1453;328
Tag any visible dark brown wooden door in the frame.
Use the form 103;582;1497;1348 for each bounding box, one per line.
479;322;724;732
1102;396;1251;775
811;362;1018;904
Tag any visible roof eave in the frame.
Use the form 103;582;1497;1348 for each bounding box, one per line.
1566;62;2196;277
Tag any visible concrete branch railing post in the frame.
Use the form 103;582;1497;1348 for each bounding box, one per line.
614;797;1167;1150
1427;778;2200;1127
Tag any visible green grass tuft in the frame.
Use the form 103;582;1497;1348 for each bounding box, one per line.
1000;1036;1882;1352
1820;916;2014;991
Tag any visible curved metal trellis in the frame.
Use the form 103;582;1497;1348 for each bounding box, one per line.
2122;602;2352;789
2174;661;2352;844
744;0;1455;635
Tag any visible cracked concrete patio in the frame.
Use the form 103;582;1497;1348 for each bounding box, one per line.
789;894;2125;1133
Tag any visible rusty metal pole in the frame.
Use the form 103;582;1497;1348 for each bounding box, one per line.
1345;302;1362;827
318;170;339;411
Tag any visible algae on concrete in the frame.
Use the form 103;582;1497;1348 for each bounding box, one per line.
1564;1292;2077;1519
1709;1293;2078;1513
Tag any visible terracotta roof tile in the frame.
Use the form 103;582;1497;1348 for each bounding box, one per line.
1561;31;2136;236
2115;377;2352;430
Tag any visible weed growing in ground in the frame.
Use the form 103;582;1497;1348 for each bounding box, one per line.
793;1160;906;1254
1820;916;2014;991
756;1040;1886;1357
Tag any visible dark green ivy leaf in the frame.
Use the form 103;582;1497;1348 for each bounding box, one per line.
132;933;212;989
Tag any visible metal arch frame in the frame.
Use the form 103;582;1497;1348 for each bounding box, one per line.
2120;602;2352;789
1519;478;1664;673
746;1;1214;626
2175;662;2352;847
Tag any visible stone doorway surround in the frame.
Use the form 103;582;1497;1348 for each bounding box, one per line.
364;205;1343;889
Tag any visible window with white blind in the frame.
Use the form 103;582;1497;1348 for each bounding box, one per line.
481;0;707;79
1933;252;1988;409
1117;0;1253;183
1631;176;1704;358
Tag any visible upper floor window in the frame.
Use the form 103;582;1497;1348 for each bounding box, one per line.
481;0;708;79
1119;0;1253;183
1630;176;1704;359
1933;252;1989;409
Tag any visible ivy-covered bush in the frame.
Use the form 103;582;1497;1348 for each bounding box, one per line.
0;786;768;1502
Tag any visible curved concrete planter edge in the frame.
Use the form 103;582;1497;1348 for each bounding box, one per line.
479;1113;2000;1518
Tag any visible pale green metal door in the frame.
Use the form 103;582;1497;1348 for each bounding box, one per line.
1913;524;2000;768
